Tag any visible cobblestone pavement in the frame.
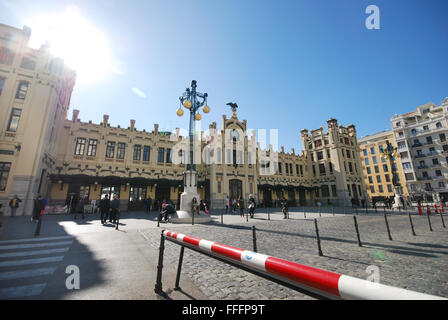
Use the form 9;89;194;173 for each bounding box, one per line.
139;209;448;300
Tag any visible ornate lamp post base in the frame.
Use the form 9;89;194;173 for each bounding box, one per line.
171;170;211;223
393;186;404;209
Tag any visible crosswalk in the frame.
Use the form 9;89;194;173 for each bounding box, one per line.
0;235;73;299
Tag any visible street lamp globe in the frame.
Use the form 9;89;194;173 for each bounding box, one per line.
195;113;202;121
176;108;184;117
203;105;210;113
183;100;192;109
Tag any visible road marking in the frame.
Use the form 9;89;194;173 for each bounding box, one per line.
0;247;69;258
0;236;74;245
0;267;57;280
0;256;64;267
0;241;73;250
0;283;47;299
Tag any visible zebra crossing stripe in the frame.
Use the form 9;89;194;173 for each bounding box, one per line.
0;247;69;258
0;267;57;280
0;283;47;299
0;236;74;244
0;256;64;267
0;241;73;250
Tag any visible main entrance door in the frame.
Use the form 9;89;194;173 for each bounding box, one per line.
229;179;242;202
128;187;147;211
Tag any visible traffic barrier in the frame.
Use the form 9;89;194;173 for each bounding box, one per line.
434;204;439;214
159;230;445;300
418;205;423;216
441;204;445;214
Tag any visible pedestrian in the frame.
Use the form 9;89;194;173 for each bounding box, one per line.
32;195;45;222
232;198;237;214
147;197;152;212
9;195;22;217
110;194;120;230
142;197;148;212
99;194;111;224
248;194;256;218
74;198;85;220
281;197;288;219
238;196;244;217
191;197;199;215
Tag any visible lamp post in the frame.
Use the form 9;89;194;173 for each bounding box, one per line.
175;80;211;220
381;140;403;209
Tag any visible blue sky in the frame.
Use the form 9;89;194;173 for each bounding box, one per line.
1;0;447;153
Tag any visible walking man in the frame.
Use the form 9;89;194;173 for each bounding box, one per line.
32;195;45;222
110;195;120;230
248;194;256;218
238;196;245;218
99;194;111;224
9;195;22;217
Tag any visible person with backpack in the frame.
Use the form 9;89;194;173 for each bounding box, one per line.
9;195;22;217
32;195;45;222
281;197;288;219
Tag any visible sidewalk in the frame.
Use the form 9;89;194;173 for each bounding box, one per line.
0;211;208;300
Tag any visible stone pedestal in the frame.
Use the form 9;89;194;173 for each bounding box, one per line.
171;170;211;223
393;186;405;209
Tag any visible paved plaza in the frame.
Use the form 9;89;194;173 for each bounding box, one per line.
141;207;448;300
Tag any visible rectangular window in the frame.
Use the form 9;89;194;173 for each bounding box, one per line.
7;108;22;132
426;136;433;144
312;165;316;177
87;139;98;157
15;81;29;100
387;184;393;192
370;147;375;154
372;156;377;164
363;149;368;156
106;141;116;158
436;170;442;177
285;163;289;174
331;185;337;197
327;149;331;158
278;163;282;174
117;143;125;159
0;77;5;95
376;175;382;183
348;162;353;173
166;148;172;163
385;174;390;182
366;167;371;174
143;146;151;162
374;166;379;173
218;181;222;193
20;57;36;70
74;138;86;155
319;163;326;175
440;134;446;142
346;150;351;158
0;162;11;191
0;47;15;65
378;185;384;193
365;158;370;165
158;148;165;163
370;186;375;193
317;151;323;160
329;162;333;174
368;176;373;184
383;164;388;172
133;145;142;161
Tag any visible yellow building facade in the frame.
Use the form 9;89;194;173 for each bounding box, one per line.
358;130;409;203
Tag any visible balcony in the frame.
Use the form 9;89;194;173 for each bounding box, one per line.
415;153;426;158
417;176;433;181
411;143;423;148
416;165;428;169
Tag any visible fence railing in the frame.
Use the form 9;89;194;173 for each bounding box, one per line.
154;230;445;300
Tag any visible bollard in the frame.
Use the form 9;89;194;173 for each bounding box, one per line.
384;214;392;241
154;230;166;294
440;203;445;214
440;211;446;229
192;208;195;226
314;219;323;256
174;246;185;291
408;212;416;236
353;216;362;247
252;226;257;253
332;206;335;216
418;205;423;216
221;209;223;224
157;213;160;227
246;209;249;222
267;207;270;220
34;214;43;237
318;206;321;217
427;211;433;232
304;209;306;219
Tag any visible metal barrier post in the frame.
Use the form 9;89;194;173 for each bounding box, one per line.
268;207;270;220
318;206;321;217
408;212;416;236
192;208;195;226
174;246;185;291
221;208;223;224
154;230;166;294
440;211;446;229
314;219;323;256
252;226;257;253
332;206;335;216
246;209;249;222
34;214;42;237
384;214;392;241
353;216;362;247
427;211;433;232
304;208;306;219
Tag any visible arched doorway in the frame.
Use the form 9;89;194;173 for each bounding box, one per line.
229;179;242;202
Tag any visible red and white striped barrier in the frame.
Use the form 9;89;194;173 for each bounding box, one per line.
163;230;445;300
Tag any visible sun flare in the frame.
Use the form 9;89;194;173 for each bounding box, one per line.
26;6;119;83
